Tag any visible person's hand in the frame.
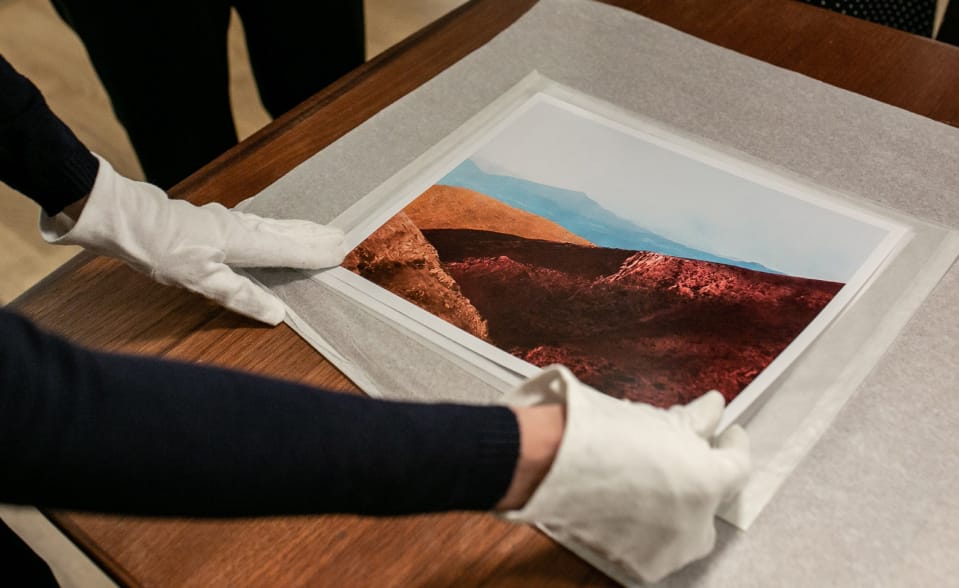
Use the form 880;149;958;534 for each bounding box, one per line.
40;155;345;324
500;366;750;584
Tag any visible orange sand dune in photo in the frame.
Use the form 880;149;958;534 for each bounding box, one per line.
404;184;594;246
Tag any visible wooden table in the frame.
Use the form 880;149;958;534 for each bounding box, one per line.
13;0;959;585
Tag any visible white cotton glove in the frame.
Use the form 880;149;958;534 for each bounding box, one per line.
502;366;750;584
39;154;345;325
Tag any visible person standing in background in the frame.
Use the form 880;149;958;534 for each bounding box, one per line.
49;0;365;188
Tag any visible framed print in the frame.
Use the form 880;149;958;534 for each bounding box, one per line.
315;75;910;430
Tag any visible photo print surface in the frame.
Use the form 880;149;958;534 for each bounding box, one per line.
330;91;905;415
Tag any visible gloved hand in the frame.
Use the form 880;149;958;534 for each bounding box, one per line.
502;366;750;584
40;155;345;324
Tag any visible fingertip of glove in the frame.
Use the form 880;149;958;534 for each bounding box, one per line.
319;225;346;239
295;228;348;269
681;390;726;413
700;389;727;409
231;294;286;326
681;390;726;438
299;221;344;243
716;424;750;454
328;241;349;265
258;301;287;326
714;425;752;489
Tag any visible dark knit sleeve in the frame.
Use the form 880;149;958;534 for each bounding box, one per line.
0;308;519;516
0;54;99;215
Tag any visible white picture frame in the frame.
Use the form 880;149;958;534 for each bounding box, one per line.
313;73;911;431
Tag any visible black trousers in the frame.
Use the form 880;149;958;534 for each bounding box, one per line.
940;0;958;45
51;0;365;188
0;521;58;587
797;0;936;36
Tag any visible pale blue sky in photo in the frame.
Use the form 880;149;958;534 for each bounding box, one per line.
469;100;890;282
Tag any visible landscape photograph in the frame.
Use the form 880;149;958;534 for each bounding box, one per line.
342;98;893;408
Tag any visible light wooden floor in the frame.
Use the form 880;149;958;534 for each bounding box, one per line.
0;0;466;304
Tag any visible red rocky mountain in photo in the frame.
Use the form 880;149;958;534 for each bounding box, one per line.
347;185;843;408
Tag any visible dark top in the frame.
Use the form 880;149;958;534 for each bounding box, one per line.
0;55;99;216
0;54;519;517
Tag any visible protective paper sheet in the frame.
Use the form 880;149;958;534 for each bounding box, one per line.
243;0;959;584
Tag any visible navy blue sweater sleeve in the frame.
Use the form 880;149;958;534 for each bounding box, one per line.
0;308;519;516
0;54;99;215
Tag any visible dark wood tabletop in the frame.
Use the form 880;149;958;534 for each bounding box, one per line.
12;0;959;586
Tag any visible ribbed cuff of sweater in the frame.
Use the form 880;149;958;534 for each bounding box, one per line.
445;404;520;511
0;55;99;215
